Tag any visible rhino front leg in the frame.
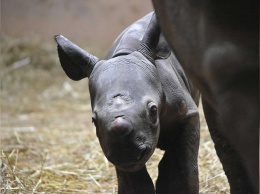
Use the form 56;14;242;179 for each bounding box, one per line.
116;166;155;194
156;116;200;194
202;98;254;193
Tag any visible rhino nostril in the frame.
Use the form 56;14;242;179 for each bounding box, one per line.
137;146;149;160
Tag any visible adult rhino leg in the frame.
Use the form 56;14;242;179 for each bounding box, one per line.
156;116;200;194
202;98;253;193
116;166;155;194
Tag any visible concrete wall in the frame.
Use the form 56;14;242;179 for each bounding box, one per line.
2;0;153;50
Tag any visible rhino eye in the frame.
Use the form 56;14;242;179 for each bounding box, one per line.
92;114;97;127
148;102;158;124
92;113;100;137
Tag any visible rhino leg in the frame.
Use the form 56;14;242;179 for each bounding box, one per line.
116;166;155;194
156;116;200;194
202;98;254;193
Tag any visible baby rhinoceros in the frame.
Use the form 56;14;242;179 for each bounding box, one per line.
55;12;200;194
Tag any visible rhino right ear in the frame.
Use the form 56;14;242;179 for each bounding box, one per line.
54;35;99;80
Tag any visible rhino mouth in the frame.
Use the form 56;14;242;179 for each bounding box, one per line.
107;144;152;172
118;162;145;172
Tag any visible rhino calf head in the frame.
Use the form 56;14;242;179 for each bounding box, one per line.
55;15;165;172
89;53;163;172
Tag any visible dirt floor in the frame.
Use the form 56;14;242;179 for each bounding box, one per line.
1;35;229;193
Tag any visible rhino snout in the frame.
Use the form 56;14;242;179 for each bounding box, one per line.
109;117;133;137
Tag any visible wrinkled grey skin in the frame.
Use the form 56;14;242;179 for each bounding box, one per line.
152;1;259;193
55;12;200;194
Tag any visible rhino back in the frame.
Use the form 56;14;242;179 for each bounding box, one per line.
105;12;170;60
105;12;153;59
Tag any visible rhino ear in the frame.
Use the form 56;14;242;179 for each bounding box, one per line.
54;35;99;80
138;13;160;62
138;13;171;62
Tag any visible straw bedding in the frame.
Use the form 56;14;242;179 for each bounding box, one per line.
1;36;229;193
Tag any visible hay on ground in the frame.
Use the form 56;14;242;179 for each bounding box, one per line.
1;35;229;193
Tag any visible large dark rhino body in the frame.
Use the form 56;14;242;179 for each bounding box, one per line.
55;13;200;193
152;0;259;193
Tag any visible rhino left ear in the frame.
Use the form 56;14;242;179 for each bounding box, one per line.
54;35;99;81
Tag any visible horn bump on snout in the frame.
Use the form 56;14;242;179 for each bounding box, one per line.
54;35;99;80
110;117;133;137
